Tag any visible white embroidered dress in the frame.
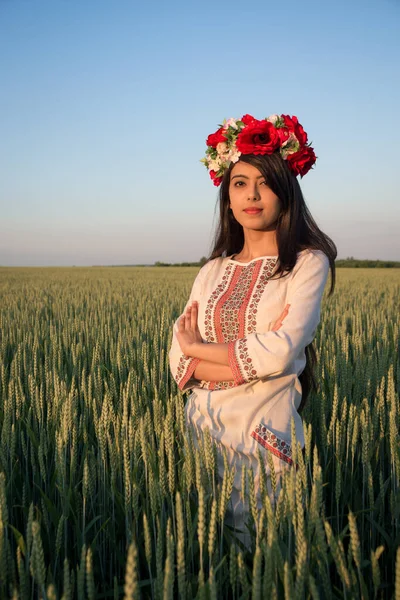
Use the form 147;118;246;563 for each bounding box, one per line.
169;248;330;536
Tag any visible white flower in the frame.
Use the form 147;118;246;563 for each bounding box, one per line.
223;117;238;130
227;147;241;163
207;155;222;172
267;114;280;125
216;142;228;154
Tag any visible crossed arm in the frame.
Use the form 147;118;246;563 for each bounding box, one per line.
176;301;290;382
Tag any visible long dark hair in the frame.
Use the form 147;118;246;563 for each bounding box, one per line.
208;153;337;412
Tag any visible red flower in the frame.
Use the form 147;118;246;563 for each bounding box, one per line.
286;146;316;177
236;119;280;155
276;127;291;145
281;115;308;146
241;113;257;126
209;170;223;186
206;127;226;148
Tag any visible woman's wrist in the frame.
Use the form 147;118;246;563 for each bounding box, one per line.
183;342;204;359
194;360;235;382
186;341;230;366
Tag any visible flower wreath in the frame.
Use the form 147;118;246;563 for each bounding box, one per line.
201;113;317;186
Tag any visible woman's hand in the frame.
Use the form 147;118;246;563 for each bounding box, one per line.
271;303;291;331
176;301;203;356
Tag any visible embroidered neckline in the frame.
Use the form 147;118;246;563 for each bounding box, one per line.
228;254;278;265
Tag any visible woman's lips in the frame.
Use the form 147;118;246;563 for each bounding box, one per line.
244;208;262;214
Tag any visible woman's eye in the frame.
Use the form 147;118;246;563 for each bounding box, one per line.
232;180;267;187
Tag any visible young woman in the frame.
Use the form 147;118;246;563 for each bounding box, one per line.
169;113;337;546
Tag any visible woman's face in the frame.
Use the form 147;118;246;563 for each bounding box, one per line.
228;161;281;231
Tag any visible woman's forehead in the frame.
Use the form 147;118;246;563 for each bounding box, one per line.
230;161;263;178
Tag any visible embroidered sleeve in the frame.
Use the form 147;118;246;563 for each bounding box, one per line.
174;356;201;391
251;423;293;465
168;265;208;392
227;250;330;383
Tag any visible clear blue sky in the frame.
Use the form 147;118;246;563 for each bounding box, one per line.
1;0;399;265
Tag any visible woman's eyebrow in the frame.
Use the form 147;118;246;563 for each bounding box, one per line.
231;174;264;180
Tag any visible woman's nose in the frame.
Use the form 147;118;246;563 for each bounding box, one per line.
248;186;260;201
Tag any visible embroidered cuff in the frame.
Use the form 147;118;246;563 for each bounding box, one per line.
251;423;293;465
228;339;258;385
176;356;201;391
201;380;237;391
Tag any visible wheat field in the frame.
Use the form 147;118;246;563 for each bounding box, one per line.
0;266;399;599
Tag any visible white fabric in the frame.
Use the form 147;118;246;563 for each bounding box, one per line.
169;249;329;545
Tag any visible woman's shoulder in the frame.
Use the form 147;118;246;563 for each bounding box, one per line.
292;248;330;277
297;247;329;264
195;255;229;283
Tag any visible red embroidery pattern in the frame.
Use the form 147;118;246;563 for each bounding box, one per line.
238;261;263;336
204;257;278;344
204;263;235;342
236;338;258;382
246;259;278;334
214;381;236;390
226;258;278;383
176;355;200;391
200;380;236;390
228;340;245;386
251;423;293;465
202;256;278;388
214;261;260;342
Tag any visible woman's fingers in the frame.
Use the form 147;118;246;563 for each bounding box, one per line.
271;304;291;331
183;302;199;329
190;301;198;330
183;302;198;332
184;306;192;330
178;315;185;332
278;303;290;322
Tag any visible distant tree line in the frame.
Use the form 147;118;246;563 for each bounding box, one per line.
155;257;208;267
335;257;400;268
155;256;399;268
